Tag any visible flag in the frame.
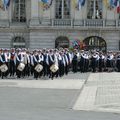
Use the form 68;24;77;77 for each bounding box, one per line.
39;0;53;10
4;0;10;9
103;0;109;8
113;0;118;6
0;0;4;10
117;0;120;13
81;0;86;6
77;0;86;10
72;0;77;9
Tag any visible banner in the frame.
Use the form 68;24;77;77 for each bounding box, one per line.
117;0;120;13
0;0;10;10
74;0;86;10
4;0;10;10
39;0;53;11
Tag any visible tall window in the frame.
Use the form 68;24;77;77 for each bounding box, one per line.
12;36;26;48
13;0;26;22
55;0;70;19
87;0;102;19
83;36;106;52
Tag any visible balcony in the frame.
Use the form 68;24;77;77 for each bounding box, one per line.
1;19;120;29
37;19;120;28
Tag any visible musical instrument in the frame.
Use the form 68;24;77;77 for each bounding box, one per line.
0;64;8;72
50;64;59;73
34;64;43;72
17;63;25;71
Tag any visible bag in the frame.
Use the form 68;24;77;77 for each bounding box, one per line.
0;64;8;72
17;63;25;71
50;64;59;73
34;64;43;72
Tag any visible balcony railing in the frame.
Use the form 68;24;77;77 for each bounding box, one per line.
38;19;120;28
1;19;120;28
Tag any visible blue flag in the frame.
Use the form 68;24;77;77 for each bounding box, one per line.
81;0;86;6
78;0;86;10
4;0;10;9
113;0;118;6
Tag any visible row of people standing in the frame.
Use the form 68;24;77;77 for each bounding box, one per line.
0;48;72;79
0;48;120;79
72;50;120;73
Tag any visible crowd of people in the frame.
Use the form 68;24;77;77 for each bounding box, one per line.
0;48;120;79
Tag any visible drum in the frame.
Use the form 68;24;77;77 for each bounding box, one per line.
50;64;59;73
17;63;25;71
0;64;8;72
34;64;43;72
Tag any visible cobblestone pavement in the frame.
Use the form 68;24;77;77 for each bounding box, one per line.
73;72;120;113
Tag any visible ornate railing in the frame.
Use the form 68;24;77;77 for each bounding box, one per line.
38;19;120;28
1;19;120;28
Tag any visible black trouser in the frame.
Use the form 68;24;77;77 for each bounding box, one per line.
72;60;78;73
117;60;120;72
51;70;59;80
16;63;22;78
34;64;39;79
30;65;34;76
65;65;69;75
59;62;64;77
9;60;15;76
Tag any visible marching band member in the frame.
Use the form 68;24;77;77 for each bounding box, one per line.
38;50;44;78
116;52;120;72
15;49;24;78
58;51;65;77
47;49;53;78
64;51;69;75
33;50;39;79
91;52;99;72
0;49;3;77
9;48;16;77
42;49;47;77
72;49;78;73
29;52;34;76
98;52;105;72
24;50;30;77
44;50;50;77
106;51;114;72
0;49;9;79
80;51;89;73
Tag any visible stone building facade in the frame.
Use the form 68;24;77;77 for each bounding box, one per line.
0;0;120;51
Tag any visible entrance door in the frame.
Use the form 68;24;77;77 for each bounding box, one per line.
12;36;26;48
83;36;107;52
55;36;69;48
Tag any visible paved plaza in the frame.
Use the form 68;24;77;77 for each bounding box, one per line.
73;73;120;113
0;73;120;120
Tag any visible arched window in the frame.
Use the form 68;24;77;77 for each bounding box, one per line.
55;36;69;48
83;36;107;52
12;36;26;48
55;0;71;19
13;0;26;22
87;0;102;19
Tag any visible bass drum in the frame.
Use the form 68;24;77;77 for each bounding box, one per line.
17;63;25;71
34;64;43;72
50;64;59;73
0;64;8;72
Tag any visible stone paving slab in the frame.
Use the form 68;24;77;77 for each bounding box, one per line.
73;73;120;113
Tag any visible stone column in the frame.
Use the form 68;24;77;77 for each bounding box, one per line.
0;8;9;27
30;0;39;26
